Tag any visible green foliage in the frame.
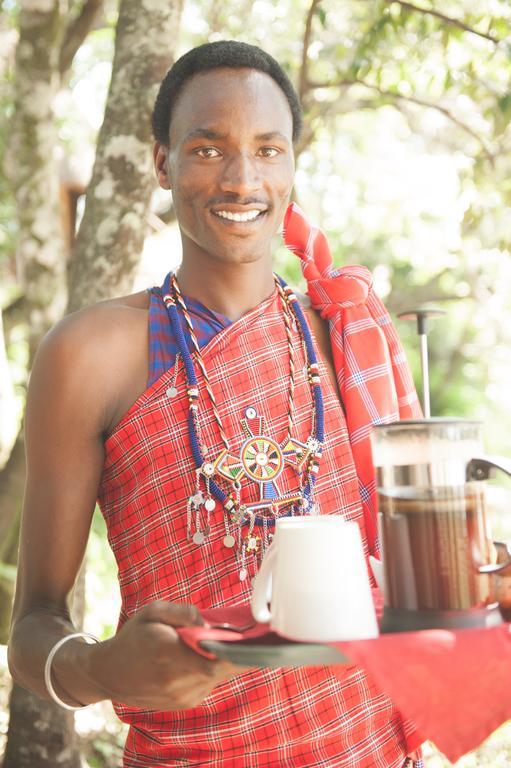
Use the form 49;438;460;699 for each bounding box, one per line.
314;5;327;30
0;562;16;582
81;727;127;768
85;508;121;640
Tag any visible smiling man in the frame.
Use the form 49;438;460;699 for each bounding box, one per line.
8;41;423;767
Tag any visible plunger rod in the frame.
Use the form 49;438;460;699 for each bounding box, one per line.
397;308;446;418
419;333;430;418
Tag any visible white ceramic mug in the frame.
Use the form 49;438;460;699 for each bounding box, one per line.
251;516;379;642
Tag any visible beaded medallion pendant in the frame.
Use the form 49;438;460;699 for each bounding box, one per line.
163;273;325;582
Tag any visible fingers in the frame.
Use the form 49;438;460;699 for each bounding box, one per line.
141;601;205;628
137;603;255;685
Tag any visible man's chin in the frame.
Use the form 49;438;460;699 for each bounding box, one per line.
197;235;272;266
180;225;275;266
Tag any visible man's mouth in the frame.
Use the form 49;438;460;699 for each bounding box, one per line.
211;207;268;224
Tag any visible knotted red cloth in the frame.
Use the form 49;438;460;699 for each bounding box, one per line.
282;203;422;554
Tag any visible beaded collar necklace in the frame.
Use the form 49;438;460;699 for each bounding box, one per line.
163;272;325;582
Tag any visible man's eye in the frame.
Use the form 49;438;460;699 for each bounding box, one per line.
259;147;280;158
196;147;221;158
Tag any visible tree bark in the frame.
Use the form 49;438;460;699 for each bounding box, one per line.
67;0;184;312
0;0;104;591
0;0;69;626
59;0;104;75
3;0;184;764
3;686;80;768
1;2;83;761
4;0;67;363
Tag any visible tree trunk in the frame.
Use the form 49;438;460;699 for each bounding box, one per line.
1;2;81;761
3;0;184;765
3;686;80;768
4;0;67;361
0;0;109;573
67;0;184;312
0;0;68;621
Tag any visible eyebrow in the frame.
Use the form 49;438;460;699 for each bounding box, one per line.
254;131;290;143
182;128;290;144
183;128;228;142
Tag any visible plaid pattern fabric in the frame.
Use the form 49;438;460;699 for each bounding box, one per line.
98;283;422;767
283;203;422;556
147;287;231;387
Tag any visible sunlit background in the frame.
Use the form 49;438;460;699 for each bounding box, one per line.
1;0;511;765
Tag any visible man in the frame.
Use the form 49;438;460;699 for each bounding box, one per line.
8;41;423;766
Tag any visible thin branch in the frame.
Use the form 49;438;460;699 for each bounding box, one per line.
384;0;501;45
59;0;104;75
294;97;343;160
307;77;494;162
299;0;321;102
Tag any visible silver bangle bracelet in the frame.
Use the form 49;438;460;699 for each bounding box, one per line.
44;632;99;711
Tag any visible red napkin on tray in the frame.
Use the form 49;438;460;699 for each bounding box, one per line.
176;601;511;763
340;622;511;763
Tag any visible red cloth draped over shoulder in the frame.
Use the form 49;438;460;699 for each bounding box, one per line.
283;203;422;555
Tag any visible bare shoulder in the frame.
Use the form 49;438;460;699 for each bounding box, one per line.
31;290;151;436
40;289;149;366
98;289;151;311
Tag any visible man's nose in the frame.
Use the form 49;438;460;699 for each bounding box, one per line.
219;153;262;195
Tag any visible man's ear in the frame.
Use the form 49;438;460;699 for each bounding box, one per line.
153;142;171;190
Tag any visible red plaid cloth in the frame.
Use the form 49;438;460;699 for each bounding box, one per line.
283;203;422;555
98;286;421;767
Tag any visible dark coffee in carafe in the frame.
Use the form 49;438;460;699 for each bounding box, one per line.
378;484;493;612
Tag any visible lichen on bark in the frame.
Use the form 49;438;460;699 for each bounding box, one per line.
5;1;67;360
68;0;184;313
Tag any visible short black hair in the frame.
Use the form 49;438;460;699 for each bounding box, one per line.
151;40;303;145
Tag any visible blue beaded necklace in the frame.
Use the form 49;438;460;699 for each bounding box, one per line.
163;272;325;581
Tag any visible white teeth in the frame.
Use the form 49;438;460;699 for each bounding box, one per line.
214;209;263;222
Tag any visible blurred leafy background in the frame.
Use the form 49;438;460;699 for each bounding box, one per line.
1;0;511;765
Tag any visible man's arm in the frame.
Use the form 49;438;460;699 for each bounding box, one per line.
8;305;244;711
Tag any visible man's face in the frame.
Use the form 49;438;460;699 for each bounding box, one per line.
154;67;295;266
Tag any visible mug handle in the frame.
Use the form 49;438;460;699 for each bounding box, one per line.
251;544;277;624
466;457;511;575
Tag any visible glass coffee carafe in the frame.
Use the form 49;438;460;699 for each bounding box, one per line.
371;419;511;631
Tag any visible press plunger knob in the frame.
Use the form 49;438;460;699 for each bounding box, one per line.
397;307;446;418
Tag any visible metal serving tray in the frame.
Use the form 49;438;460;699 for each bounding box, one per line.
200;638;349;667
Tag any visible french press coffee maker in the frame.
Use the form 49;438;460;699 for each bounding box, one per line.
371;308;511;631
371;418;511;632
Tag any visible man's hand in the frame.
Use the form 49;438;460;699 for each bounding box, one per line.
75;601;248;711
